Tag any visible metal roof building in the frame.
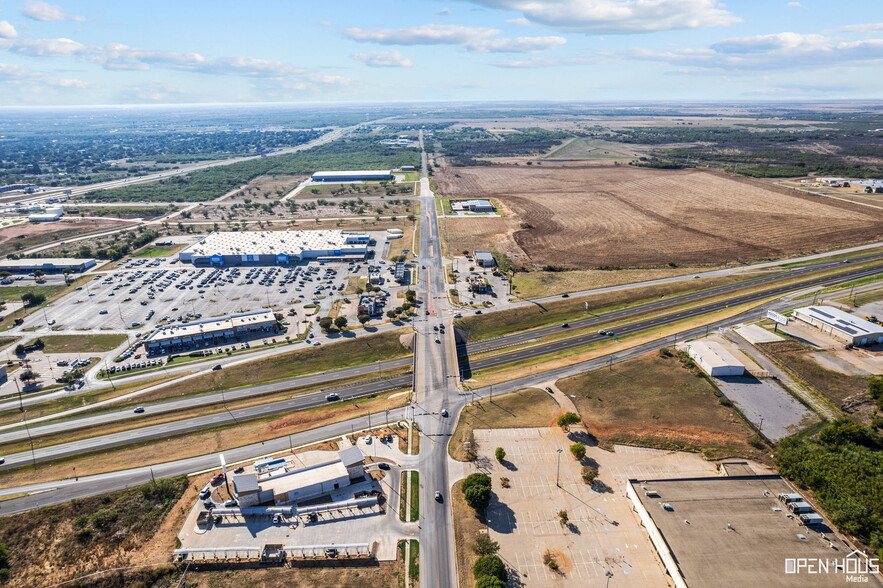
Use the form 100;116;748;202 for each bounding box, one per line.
311;170;394;182
793;305;883;346
144;310;278;353
178;230;369;266
686;341;745;377
0;258;96;273
473;251;496;268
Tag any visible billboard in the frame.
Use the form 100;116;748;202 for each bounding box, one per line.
767;310;789;326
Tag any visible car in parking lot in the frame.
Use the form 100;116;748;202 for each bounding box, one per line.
233;466;245;474
272;514;282;524
210;473;225;485
224;499;237;507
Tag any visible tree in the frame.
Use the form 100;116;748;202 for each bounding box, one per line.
33;338;44;350
386;310;398;319
556;412;580;429
474;576;505;588
869;375;883;410
494;447;506;462
20;292;45;307
33;269;44;280
318;317;334;332
558;510;569;527
19;369;38;385
14;344;25;356
473;535;500;556
462;473;492;510
334;316;348;330
581;465;599;484
473;555;507;583
570;442;586;461
357;313;371;325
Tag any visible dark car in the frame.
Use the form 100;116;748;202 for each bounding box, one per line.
233;466;245;474
212;364;222;371
378;462;391;470
562;293;570;298
435;491;443;502
545;387;554;394
561;323;569;328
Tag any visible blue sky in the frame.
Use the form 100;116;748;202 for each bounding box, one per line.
0;0;881;105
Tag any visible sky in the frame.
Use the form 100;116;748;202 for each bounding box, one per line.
0;0;881;106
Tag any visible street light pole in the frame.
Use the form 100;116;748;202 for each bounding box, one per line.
556;448;563;488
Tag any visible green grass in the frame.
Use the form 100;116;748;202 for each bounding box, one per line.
0;284;67;302
408;540;419;584
852;286;883;307
134;243;186;258
806;273;883;297
153;329;411;398
36;334;127;353
544;137;639;160
409;471;420;522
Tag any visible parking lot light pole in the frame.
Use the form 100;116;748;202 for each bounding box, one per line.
556;448;563;487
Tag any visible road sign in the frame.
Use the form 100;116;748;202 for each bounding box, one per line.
767;310;789;326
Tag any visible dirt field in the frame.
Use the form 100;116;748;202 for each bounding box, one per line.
434;165;883;268
0;218;133;255
556;351;768;460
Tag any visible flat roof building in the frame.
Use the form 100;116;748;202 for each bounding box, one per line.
793;305;883;346
627;475;875;588
686;340;745;377
144;310;278;353
0;258;96;273
311;170;394;182
473;251;496;268
178;230;369;266
451;199;495;213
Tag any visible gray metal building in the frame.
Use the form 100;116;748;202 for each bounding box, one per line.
311;170;394;182
178;230;369;266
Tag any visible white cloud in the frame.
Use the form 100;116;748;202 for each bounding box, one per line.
505;17;532;26
344;24;499;45
460;0;739;34
352;49;413;67
5;37;86;56
22;1;85;22
786;1;803;7
0;62;42;79
0;21;18;39
436;8;451;16
467;36;566;53
840;22;883;34
492;56;602;68
45;77;88;88
0;37;314;78
621;32;883;71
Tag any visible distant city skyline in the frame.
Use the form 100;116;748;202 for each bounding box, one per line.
0;0;881;106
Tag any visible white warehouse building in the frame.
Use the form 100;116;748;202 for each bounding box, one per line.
177;230;370;266
793;305;883;346
311;170;394;182
686;341;745;377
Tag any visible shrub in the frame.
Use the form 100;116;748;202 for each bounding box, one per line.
558;510;569;527
474;577;506;588
581;465;599;484
473;555;507;583
570;442;586;461
494;447;505;462
473;535;500;556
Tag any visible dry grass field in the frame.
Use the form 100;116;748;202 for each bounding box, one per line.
434;165;883;268
556;351;768;460
0;218;132;256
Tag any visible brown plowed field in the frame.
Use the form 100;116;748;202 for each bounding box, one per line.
435;165;883;268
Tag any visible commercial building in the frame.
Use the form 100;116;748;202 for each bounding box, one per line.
234;448;366;507
451;199;495;213
686;340;745;377
473;251;496;268
468;274;489;294
627;475;863;588
178;230;370;266
394;261;407;284
311;170;394;182
793;306;883;346
0;258;96;273
144;310;278;354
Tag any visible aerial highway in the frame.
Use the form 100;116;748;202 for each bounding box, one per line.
1;257;880;465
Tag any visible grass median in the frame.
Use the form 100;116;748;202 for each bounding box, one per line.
0;367;411;456
0;387;410;489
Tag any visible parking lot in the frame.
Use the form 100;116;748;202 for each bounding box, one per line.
468;427;740;588
29;232;409;339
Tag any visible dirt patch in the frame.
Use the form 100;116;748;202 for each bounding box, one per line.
449;388;562;461
434;165;883;268
0;218;132;255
